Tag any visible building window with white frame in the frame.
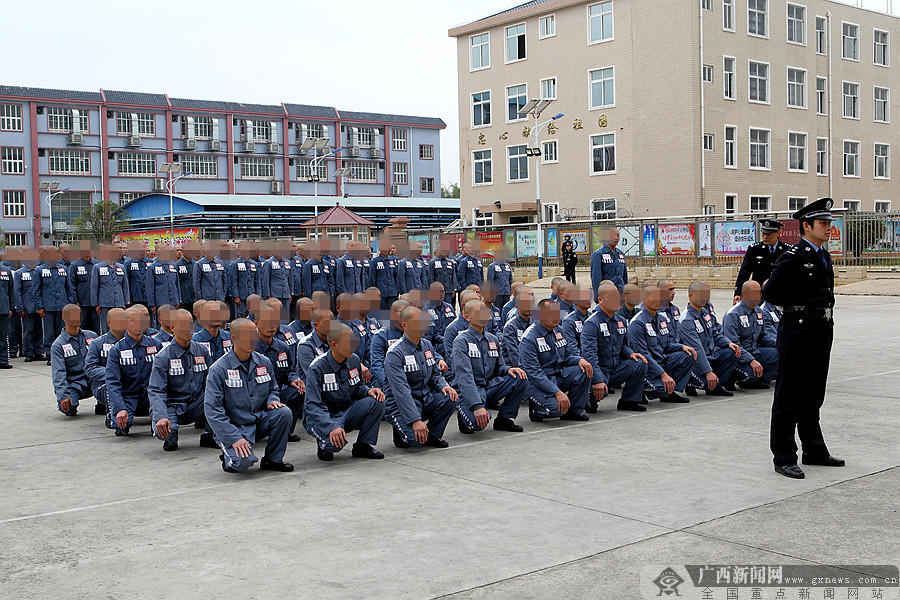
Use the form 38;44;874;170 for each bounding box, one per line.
297;159;327;181
470;33;490;71
723;57;735;99
725;194;737;214
0;104;22;131
392;128;407;152
1;147;25;174
789;197;807;211
392;162;408;185
749;61;769;103
703;205;716;215
296;122;325;143
118;192;144;206
724;126;736;167
703;134;715;151
874;143;890;179
2;190;26;217
874;30;889;66
542;140;558;163
843;82;859;119
750;196;771;212
722;0;734;31
702;65;713;83
749;128;770;169
420;177;435;193
356;127;375;148
788;132;807;172
505;23;526;62
540;78;557;100
241;156;274;180
591;133;616;174
117;151;157;176
506;84;528;122
180;154;218;178
843;140;860;177
47;107;89;133
588;2;614;43
473;149;492;185
816;77;827;114
507;145;529;181
874;87;890;123
589;67;615;109
875;201;891;212
842;23;859;60
787;68;806;108
48;150;91;175
116;112;155;136
815;16;826;54
472;91;491;127
816;138;828;175
4;232;27;247
701;0;711;10
843;199;861;211
419;144;434;160
787;4;805;45
539;14;556;38
592;198;617;219
182;116;214;139
349;161;377;183
748;0;767;37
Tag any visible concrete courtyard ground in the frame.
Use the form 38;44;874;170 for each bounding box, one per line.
1;288;897;599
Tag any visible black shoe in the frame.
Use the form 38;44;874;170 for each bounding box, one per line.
46;359;52;366
639;396;649;405
560;411;589;421
115;427;130;437
193;420;206;430
493;417;523;432
0;364;11;370
220;453;238;473
352;443;384;459
423;435;449;449
8;352;17;359
63;407;78;417
288;433;302;443
775;464;805;479
706;387;734;397
617;402;646;412
724;381;738;392
738;381;771;390
199;432;218;448
163;439;178;452
260;457;294;472
23;356;35;363
392;428;409;448
316;449;334;461
458;422;474;434
801;454;845;467
661;393;690;403
585;398;598;414
685;387;698;397
94;402;106;415
528;401;544;422
607;388;616;395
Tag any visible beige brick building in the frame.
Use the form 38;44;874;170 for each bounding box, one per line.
449;0;898;225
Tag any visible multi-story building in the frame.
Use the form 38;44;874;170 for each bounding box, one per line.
450;0;897;225
0;85;448;246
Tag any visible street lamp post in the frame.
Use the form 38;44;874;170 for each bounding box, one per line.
300;136;341;239
159;163;192;243
40;181;69;241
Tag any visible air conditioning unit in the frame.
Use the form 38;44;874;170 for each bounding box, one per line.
243;139;256;152
370;147;383;159
68;132;84;146
184;138;197;150
153;178;166;192
54;221;68;231
267;142;279;154
208;139;221;151
348;147;360;157
270;181;284;194
391;184;401;196
128;135;142;148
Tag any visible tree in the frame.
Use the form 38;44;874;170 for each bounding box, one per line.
73;200;128;243
441;183;460;198
845;215;887;256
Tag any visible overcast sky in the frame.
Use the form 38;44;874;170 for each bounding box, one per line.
3;0;896;188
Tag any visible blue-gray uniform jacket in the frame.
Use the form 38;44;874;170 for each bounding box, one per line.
759;301;782;341
296;330;329;382
424;300;456;355
106;334;164;415
614;304;639;324
85;331;121;390
501;312;533;367
175;258;195;305
722;302;776;363
148;339;212;420
677;305;732;374
302;256;335;298
124;257;152;304
192;328;232;364
590;245;628;297
290;255;305;297
90;262;130;307
255;336;300;392
51;329;98;404
384;336;449;424
364;314;382;336
659;303;682;322
203;351;280;447
0;264;14;314
153;329;173;346
561;308;590;353
68;258;99;306
441;315;470;369
260;256;293;299
336;316;370;365
335;253;363;295
304;351;371;434
451;327;509;411
519;323;583;397
455;254;484;290
427;256;457;296
288;319;313;339
31;262;74;312
368;326;402;389
192;256;226;301
145;260;181;307
581;310;634;385
397;258;423;294
626;310;683;378
275;324;301;348
13;266;39;313
367;255;399;298
227;257;258;300
485;303;503;337
486;260;513;296
501;297;517;320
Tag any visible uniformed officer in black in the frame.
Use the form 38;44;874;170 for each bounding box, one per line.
763;198;843;479
561;234;577;283
734;219;792;301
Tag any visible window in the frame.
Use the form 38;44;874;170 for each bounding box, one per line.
874;87;890;123
297;159;327;181
542;140;558;163
724;125;736;168
843;82;859;119
540;78;557;100
47;107;89;133
507;145;529;181
48;150;91;175
875;201;891;212
420;177;435;193
749;61;769;103
874;143;890;179
702;0;711;9
51;192;91;229
117;152;156;176
473;149;492;185
182;116;214;139
750;196;771;212
588;1;614;43
723;0;734;31
817;138;828;175
723;57;735;99
843;140;860;177
471;91;492;129
749;128;770;170
392;162;408;185
589;67;615;108
539;14;556;38
4;232;27;247
2;190;26;217
1;147;25;174
470;33;490;71
748;0;767;37
788;132;807;172
843;200;861;211
1;104;23;131
240;156;274;180
392;128;408;151
592;198;617;219
815;16;826;54
349;161;376;183
118;192;144;206
180;155;217;178
116;112;155;136
297;122;325;143
842;23;859;60
356;127;375;148
702;65;713;83
591;133;616;174
725;194;737;214
506;84;528;122
874;30;890;66
786;68;807;108
703;205;716;215
505;23;526;62
787;4;805;45
789;197;807;211
816;77;827;115
419;144;434;160
703;134;715;150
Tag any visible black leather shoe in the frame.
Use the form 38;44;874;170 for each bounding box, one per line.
317;449;334;461
287;434;302;443
618;402;646;412
46;359;52;366
115;427;130;436
260;458;294;472
352;443;384;459
706;387;734;397
528;401;544;422
685;387;698;396
458;422;474;434
94;402;106;415
220;453;238;473
661;393;690;403
163;439;178;452
199;432;218;448
0;364;12;370
739;381;771;390
585;399;598;414
724;382;737;391
424;435;449;448
23;356;35;363
392;428;409;448
493;417;523;432
775;464;805;479
560;411;589;421
802;454;845;467
639;397;649;405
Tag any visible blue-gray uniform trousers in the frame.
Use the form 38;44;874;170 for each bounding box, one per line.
647;352;694;394
456;374;527;431
689;348;739;389
154;399;206;445
531;366;590;418
388;392;456;446
220;408;292;472
308;396;385;453
598;360;648;405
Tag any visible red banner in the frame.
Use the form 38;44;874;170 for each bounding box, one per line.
476;231;503;258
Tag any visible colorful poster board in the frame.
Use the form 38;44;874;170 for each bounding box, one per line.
714;221;756;255
657;224;696;256
516;230;539;257
408;234;431;258
828;217;843;255
642;224;657;256
476;231;503;258
113;227;199;250
698;222;712;257
547;228;558;258
619;225;641;257
562;230;590;254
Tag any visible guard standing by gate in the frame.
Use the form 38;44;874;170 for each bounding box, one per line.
561;235;577;284
734;219;791;302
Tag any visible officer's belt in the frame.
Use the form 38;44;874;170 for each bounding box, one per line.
783;306;833;319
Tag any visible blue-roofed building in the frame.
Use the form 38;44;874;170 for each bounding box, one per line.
0;84;450;247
